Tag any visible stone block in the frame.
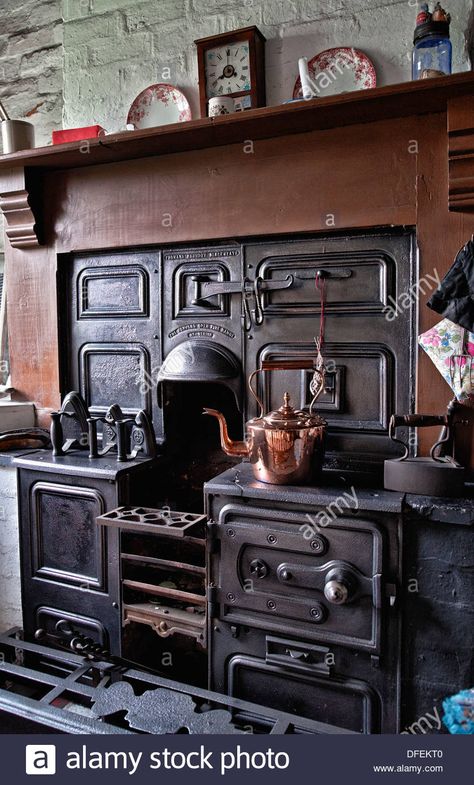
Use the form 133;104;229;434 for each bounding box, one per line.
0;35;9;59
2;0;61;35
0;468;17;500
64;46;89;71
190;0;255;13
7;23;62;58
0;57;21;84
123;0;186;33
64;10;124;46
147;20;189;54
38;69;63;96
0;466;21;631
20;45;62;77
262;0;299;27
63;0;95;22
87;30;153;66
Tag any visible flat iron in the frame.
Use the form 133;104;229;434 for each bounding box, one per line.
384;401;467;497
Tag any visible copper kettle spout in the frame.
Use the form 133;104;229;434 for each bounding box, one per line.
203;409;248;457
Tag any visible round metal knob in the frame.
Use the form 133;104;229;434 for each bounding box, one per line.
279;568;292;581
249;559;269;579
324;579;350;605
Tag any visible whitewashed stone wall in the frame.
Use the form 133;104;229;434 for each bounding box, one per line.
0;0;63;148
62;0;472;132
0;0;63;251
0;465;22;630
0;0;471;142
0;0;471;144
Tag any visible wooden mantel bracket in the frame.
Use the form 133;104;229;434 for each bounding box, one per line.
0;167;40;248
448;96;474;212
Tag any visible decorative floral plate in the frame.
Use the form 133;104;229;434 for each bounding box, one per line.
127;83;192;129
293;47;376;99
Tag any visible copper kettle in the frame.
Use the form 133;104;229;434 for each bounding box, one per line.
204;359;327;485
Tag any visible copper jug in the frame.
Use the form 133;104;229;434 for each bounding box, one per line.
204;359;326;485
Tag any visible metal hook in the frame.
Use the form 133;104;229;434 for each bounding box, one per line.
242;276;252;332
253;276;264;325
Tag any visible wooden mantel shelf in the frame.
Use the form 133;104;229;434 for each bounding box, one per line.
1;72;474;173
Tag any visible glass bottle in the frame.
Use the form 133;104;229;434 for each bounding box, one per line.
412;4;452;80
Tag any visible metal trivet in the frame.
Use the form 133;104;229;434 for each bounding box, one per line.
96;506;207;536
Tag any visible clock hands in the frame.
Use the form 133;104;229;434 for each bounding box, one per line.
207;45;249;92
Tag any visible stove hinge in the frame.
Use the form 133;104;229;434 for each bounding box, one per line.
206;519;220;554
385;582;397;608
374;575;397;609
207;584;219;619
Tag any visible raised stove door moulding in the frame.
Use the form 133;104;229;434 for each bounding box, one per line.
30;482;107;591
0;167;40;248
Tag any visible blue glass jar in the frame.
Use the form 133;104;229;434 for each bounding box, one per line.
412;22;452;80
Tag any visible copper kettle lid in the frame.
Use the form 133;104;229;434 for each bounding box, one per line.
257;392;325;429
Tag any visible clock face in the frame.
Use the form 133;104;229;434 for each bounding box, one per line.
205;42;251;98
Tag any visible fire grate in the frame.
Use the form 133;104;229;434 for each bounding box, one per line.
0;630;355;735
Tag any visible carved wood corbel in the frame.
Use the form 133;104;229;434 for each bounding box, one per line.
0;166;40;247
448;95;474;212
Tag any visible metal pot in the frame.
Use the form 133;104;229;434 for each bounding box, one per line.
1;119;35;154
204;359;327;485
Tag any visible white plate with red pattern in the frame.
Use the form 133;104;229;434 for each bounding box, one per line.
293;47;376;99
127;83;192;129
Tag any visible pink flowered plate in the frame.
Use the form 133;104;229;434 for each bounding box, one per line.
293;47;376;99
127;83;192;129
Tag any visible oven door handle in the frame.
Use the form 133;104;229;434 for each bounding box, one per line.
276;560;374;604
265;635;333;676
191;275;294;329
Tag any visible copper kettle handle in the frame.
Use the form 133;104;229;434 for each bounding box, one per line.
248;359;319;418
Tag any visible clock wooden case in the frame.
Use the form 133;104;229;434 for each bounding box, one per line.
195;26;266;118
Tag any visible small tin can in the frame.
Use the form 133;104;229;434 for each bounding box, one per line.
1;119;35;154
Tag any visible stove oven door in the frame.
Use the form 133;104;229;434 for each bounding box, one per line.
210;627;386;733
208;503;401;733
243;230;416;470
228;649;378;734
209;503;396;653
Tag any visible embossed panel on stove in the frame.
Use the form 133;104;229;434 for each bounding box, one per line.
256;251;395;315
162;246;242;355
30;482;106;590
259;343;394;433
61;249;163;440
243;232;415;465
214;504;385;652
173;262;230;318
78;266;149;319
79;343;151;416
